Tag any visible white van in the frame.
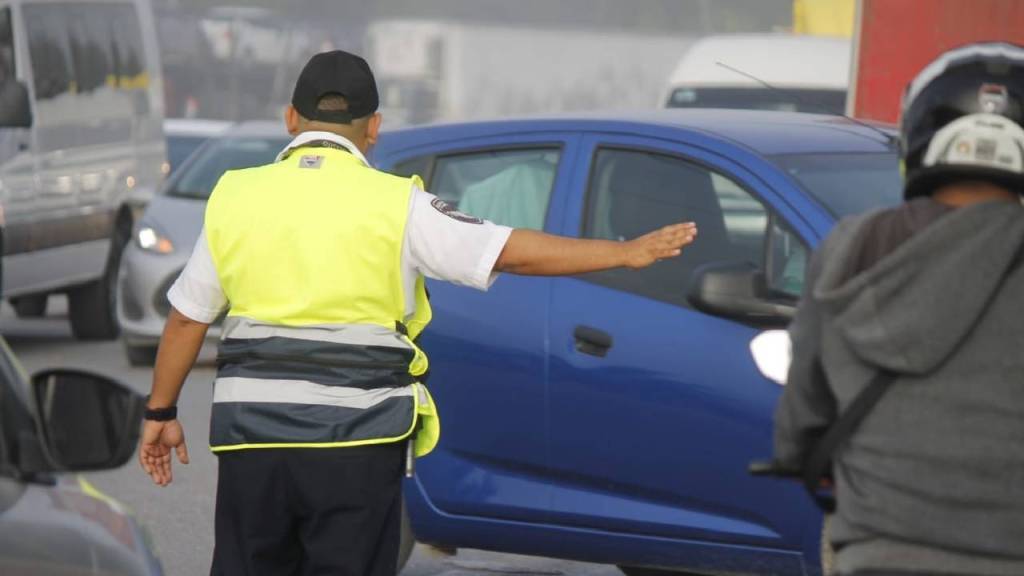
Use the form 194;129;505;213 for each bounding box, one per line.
662;34;851;115
0;0;165;339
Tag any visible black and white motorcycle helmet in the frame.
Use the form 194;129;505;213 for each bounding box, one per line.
900;42;1024;198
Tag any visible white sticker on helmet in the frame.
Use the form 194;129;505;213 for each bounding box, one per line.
923;113;1024;174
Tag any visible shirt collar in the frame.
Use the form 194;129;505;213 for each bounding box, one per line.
275;131;370;166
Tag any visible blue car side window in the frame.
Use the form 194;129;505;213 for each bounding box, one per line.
430;148;560;231
391;148;560;231
583;147;806;307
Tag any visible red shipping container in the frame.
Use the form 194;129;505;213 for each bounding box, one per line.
850;0;1024;123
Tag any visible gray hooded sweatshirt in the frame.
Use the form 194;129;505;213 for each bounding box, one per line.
774;199;1024;575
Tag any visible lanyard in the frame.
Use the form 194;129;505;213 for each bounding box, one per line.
279;139;357;162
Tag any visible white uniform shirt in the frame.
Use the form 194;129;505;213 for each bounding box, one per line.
167;131;513;324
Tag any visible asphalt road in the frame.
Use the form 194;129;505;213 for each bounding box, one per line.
2;297;624;576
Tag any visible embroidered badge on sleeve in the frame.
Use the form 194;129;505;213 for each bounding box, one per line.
430;197;483;224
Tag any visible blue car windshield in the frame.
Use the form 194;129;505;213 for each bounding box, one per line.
168;137;288;200
772;152;903;217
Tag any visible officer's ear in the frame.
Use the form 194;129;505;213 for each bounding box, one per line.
284;105;302;135
364;112;383;147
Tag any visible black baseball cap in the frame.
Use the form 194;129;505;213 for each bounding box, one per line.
291;50;379;124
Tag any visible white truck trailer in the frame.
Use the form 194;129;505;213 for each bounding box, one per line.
367;20;693;125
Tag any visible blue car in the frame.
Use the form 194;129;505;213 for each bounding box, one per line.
373;109;903;575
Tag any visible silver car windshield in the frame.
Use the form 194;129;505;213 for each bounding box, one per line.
771;152;903;217
168;137;288;200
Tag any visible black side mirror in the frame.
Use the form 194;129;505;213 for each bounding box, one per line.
0;78;31;128
687;261;796;327
31;369;144;472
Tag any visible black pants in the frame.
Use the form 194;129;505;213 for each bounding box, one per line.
210;444;405;576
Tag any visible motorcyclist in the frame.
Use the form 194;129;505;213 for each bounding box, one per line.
774;42;1024;576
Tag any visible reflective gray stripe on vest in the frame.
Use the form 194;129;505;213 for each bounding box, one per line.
214;377;413;408
222;316;412;349
210;317;418;449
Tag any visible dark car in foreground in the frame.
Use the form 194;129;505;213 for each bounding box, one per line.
0;337;158;574
372;110;902;575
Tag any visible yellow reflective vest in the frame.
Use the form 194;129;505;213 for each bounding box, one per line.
204;143;439;457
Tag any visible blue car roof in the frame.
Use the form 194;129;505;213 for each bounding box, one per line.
379;109;896;157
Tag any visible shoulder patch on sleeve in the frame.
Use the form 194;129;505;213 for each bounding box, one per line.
430;197;483;224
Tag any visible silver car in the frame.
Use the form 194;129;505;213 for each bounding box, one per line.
117;121;288;365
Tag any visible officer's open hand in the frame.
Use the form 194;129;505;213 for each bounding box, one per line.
139;419;189;487
624;222;698;269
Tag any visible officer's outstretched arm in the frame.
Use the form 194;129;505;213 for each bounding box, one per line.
139;308;209;486
494;222;697;276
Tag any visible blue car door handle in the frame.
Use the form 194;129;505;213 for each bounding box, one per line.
574;326;613;358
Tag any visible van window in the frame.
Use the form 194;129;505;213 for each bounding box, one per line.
23;2;148;100
583;147;803;306
104;3;146;88
429;148;560;230
23;5;75;100
0;7;14;83
67;6;113;93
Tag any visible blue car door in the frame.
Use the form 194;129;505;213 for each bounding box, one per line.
378;132;581;523
544;133;821;564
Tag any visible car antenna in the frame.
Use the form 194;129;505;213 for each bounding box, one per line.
714;61;899;147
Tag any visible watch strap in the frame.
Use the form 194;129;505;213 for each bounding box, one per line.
144;404;178;421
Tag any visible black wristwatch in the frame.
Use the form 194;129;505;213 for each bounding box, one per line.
144;400;178;422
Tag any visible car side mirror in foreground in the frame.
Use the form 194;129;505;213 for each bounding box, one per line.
688;261;796;327
0;79;32;128
31;369;144;472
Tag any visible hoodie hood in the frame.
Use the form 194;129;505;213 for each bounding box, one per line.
813;200;1024;375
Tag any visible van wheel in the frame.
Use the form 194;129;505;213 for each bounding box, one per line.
124;341;159;367
11;294;48;318
397;497;415;573
69;221;128;340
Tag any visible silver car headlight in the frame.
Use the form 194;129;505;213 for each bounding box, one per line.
136;225;174;254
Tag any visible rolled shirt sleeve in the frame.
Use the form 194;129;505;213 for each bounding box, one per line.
166;229;229;323
404;188;513;291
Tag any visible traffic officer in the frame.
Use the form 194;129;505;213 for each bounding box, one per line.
139;50;698;576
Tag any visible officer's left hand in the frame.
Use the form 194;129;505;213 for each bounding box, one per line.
139;419;189;486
